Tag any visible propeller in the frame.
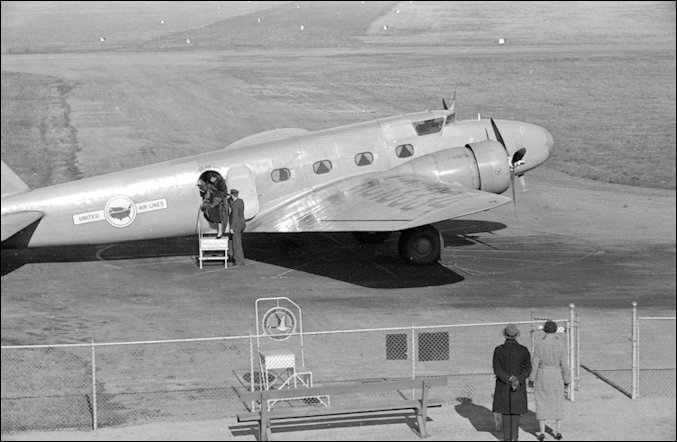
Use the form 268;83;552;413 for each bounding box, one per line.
490;119;527;213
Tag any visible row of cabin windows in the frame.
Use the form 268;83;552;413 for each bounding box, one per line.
270;145;415;182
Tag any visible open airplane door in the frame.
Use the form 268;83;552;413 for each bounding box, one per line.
226;165;259;220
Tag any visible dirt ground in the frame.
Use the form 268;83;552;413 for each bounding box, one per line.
1;1;675;441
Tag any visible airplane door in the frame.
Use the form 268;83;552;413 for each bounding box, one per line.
226;165;259;220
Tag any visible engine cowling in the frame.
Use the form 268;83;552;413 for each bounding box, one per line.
464;140;511;194
385;140;510;194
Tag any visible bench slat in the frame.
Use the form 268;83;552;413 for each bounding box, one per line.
238;399;444;422
239;377;447;402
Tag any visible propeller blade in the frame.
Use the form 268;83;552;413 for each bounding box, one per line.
442;98;448;110
511;169;517;214
518;174;527;191
490;118;507;153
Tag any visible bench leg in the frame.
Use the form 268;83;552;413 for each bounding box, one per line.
260;410;270;441
416;407;429;438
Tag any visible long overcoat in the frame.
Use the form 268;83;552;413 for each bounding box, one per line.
492;338;532;415
230;198;246;233
530;333;570;420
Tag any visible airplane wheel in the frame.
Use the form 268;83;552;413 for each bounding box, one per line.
398;225;442;265
352;231;392;244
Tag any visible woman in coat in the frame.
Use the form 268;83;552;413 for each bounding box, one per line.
200;179;227;239
530;320;570;441
493;323;532;441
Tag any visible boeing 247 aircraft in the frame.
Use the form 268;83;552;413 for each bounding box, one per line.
1;100;553;265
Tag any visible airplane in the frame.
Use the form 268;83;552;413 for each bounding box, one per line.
1;98;553;265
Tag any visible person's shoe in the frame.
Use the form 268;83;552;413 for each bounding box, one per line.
555;433;563;440
537;434;545;441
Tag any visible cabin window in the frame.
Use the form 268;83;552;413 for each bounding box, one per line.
413;117;444;136
354;152;374;166
395;144;414;158
313;160;333;174
271;168;291;182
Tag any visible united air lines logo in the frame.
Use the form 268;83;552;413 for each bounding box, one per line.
104;195;137;228
262;307;297;341
73;196;168;227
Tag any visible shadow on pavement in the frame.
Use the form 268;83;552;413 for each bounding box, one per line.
1;220;507;289
454;396;540;440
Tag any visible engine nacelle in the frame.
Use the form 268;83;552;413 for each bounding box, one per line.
464;140;511;194
385;140;510;194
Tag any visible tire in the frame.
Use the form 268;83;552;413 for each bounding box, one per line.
352;231;392;244
397;225;442;265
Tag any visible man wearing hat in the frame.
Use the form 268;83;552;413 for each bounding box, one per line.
492;324;532;441
228;189;246;267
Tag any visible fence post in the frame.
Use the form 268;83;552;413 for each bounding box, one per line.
568;303;575;401
249;335;255;392
575;310;580;390
631;302;639;400
530;308;535;354
91;339;97;430
411;324;416;401
411;324;416;379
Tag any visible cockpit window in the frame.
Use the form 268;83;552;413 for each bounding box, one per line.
445;114;456;126
413;118;444;136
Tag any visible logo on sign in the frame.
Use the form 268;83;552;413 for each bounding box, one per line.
104;195;137;228
262;307;297;341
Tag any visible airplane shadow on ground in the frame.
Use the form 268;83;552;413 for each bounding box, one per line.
454;397;539;441
1;219;506;289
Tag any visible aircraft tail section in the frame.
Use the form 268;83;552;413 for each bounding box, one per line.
1;161;44;244
1;160;30;198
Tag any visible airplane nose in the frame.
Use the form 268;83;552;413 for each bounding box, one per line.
543;127;554;156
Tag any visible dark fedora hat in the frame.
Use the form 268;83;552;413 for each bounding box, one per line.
502;323;521;339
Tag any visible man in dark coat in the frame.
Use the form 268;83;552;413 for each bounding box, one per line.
228;189;246;267
493;323;532;441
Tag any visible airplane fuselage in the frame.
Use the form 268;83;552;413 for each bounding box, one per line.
1;110;553;249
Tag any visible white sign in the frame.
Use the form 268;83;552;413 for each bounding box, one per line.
137;198;167;213
72;210;105;225
73;197;168;226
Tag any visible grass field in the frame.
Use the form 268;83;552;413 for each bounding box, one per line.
1;1;675;190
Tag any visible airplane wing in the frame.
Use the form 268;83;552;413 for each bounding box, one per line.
247;174;511;232
1;211;44;242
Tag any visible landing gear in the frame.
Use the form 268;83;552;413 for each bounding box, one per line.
397;225;442;265
352;231;392;244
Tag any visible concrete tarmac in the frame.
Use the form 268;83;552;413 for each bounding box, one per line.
2;165;675;440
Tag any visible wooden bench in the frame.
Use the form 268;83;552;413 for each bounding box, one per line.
237;377;447;441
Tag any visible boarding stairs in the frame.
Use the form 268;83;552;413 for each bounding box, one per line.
197;213;229;269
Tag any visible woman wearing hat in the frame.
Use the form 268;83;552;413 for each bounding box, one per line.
530;320;571;441
493;323;532;441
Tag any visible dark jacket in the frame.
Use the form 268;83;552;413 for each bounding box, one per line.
229;198;246;233
492;338;532;415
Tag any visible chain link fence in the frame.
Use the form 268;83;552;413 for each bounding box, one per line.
580;303;676;399
632;303;676;399
5;302;671;435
